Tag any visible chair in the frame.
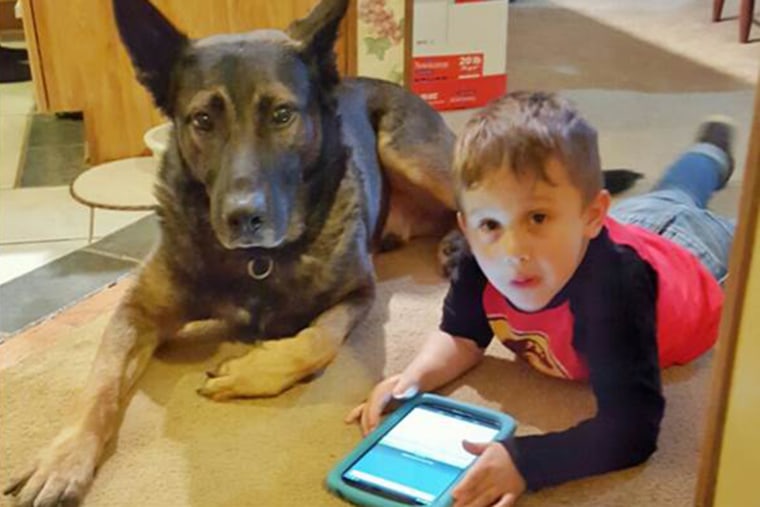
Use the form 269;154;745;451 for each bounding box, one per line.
713;0;756;43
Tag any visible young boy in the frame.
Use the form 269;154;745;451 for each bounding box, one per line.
346;91;734;506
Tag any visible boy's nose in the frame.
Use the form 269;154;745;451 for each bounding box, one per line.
499;229;529;262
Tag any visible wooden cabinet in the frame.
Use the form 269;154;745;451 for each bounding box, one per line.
21;0;354;164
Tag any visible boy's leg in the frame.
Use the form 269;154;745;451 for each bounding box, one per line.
610;119;736;283
649;120;734;209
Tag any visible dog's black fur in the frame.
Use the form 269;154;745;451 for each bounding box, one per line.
112;0;457;343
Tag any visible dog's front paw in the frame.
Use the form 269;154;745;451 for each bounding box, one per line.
198;330;328;401
4;426;100;507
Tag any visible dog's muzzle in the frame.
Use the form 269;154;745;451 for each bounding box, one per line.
217;192;289;249
227;208;263;236
220;208;275;249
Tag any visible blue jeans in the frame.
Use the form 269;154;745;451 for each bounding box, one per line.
609;143;735;284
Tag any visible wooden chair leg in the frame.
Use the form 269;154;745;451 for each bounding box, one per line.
739;0;755;42
713;0;727;21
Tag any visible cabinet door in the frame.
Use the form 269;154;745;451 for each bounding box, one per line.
24;0;349;163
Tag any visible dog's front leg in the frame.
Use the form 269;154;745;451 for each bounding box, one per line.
199;285;375;400
4;260;181;507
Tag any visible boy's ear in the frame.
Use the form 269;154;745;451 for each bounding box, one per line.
286;0;349;91
457;211;467;233
584;189;611;239
112;0;189;116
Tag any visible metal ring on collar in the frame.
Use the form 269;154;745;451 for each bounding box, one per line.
247;256;274;280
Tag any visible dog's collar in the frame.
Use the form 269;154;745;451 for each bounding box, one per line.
247;256;274;280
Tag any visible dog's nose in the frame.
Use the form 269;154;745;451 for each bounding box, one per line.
226;208;263;235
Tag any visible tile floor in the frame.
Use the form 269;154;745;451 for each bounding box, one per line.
0;79;152;285
0;63;154;337
20;113;88;187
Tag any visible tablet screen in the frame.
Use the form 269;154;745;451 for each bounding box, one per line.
342;403;501;505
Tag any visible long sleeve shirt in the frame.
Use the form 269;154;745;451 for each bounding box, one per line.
439;218;722;490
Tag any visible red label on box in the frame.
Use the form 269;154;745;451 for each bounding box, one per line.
412;74;507;111
413;54;485;83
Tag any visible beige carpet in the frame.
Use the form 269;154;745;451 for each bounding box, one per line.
2;1;747;505
509;0;759;89
0;239;713;507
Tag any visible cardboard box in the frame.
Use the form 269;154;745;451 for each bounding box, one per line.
411;0;509;111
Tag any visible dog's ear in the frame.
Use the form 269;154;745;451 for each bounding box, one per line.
287;0;349;91
112;0;189;116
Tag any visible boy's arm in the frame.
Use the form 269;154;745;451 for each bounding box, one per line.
348;254;492;434
440;254;495;349
347;331;484;434
405;249;492;392
397;330;485;394
507;254;665;491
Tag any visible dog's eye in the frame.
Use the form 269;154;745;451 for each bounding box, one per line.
191;112;214;132
271;106;294;126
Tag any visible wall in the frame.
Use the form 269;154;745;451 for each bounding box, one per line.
713;212;760;505
708;75;760;506
356;0;406;85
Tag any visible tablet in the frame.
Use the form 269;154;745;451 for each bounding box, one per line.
327;394;516;507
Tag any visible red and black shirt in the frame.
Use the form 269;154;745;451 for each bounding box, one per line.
440;217;723;490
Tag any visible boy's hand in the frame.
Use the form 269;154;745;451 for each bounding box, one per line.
452;441;526;507
344;374;419;435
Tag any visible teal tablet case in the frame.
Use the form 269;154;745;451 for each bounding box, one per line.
326;394;516;507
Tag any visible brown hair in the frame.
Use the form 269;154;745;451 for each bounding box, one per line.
454;91;602;203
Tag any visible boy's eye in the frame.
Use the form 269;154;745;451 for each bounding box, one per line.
530;213;547;225
478;219;501;232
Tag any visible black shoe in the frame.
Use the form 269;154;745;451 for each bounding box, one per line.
696;118;735;188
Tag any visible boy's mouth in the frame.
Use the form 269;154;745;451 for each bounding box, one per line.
510;276;540;288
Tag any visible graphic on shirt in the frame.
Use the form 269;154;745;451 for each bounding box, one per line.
488;318;570;378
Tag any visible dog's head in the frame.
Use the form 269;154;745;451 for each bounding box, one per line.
113;0;348;249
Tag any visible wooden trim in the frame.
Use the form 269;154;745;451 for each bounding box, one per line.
20;0;49;111
344;0;357;76
403;0;413;89
695;73;760;506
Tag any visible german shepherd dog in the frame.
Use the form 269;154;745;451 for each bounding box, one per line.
4;0;458;504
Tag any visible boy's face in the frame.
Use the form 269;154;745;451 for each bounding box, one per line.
458;158;610;312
